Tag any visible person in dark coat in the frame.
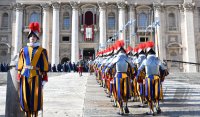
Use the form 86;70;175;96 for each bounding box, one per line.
48;63;51;72
67;62;71;72
0;63;5;72
69;61;73;71
62;62;66;72
73;62;76;72
57;63;62;72
52;64;57;72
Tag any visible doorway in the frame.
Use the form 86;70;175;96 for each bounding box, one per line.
83;48;95;60
61;57;69;64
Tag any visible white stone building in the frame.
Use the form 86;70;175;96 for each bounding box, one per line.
0;0;200;72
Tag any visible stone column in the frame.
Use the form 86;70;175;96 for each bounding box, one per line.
117;2;126;42
51;2;60;65
70;1;79;63
182;1;197;72
153;3;163;61
128;4;136;47
41;3;50;51
98;2;107;50
13;3;23;56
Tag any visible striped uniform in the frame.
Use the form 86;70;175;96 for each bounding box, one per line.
17;46;48;112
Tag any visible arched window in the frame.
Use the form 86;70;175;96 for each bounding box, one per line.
138;12;147;27
63;12;70;30
168;13;176;27
108;12;115;30
29;12;40;23
1;13;8;27
85;11;93;25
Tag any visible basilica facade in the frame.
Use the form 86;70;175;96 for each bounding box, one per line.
0;0;200;72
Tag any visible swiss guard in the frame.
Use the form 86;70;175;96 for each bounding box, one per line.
17;22;49;117
137;41;167;115
110;40;135;115
136;43;146;107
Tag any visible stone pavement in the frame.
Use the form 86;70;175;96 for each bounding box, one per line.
0;73;200;117
83;74;200;117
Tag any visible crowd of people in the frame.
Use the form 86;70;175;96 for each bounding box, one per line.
92;40;169;115
49;60;90;73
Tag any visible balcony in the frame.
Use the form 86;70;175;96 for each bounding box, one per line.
137;26;153;32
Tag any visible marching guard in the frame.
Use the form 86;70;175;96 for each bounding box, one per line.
110;40;135;115
137;41;167;115
17;22;49;117
136;43;147;107
92;39;169;116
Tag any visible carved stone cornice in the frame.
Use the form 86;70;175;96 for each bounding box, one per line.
178;4;184;12
98;2;106;10
52;2;60;10
183;2;195;12
117;2;126;9
13;3;24;11
70;1;79;10
41;3;50;11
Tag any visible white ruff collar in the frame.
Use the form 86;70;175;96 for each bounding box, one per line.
27;42;40;47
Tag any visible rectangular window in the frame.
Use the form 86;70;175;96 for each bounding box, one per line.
108;17;115;29
64;17;70;30
62;36;70;42
140;37;148;42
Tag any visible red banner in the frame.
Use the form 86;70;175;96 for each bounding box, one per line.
84;25;94;41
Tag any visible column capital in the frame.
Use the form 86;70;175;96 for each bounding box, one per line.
41;3;50;11
183;2;195;12
52;2;60;10
13;3;24;11
98;2;106;10
70;1;79;10
153;2;164;11
128;4;136;11
117;2;126;9
178;4;184;12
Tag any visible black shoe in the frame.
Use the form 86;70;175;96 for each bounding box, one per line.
124;107;129;114
146;112;155;116
157;108;161;114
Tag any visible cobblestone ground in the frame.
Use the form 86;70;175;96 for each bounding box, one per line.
0;73;200;117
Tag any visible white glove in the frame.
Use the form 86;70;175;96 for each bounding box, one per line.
42;81;47;87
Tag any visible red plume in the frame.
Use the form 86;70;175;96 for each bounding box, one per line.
146;41;154;48
29;22;35;31
133;47;139;52
138;43;146;49
126;46;132;53
29;22;40;33
119;40;125;47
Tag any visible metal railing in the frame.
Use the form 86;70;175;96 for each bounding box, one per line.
163;60;200;66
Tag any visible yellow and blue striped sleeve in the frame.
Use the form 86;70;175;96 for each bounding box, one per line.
17;48;24;72
41;49;49;72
